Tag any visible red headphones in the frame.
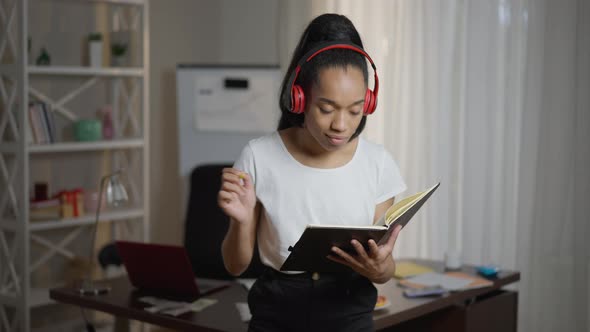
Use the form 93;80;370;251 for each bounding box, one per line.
287;41;379;115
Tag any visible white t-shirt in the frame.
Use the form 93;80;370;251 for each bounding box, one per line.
234;131;407;271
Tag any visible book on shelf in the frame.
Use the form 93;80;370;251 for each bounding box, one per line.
280;183;440;273
29;198;61;221
28;103;44;144
28;101;56;144
41;102;57;143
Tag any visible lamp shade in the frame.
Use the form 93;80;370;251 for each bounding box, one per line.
105;175;128;207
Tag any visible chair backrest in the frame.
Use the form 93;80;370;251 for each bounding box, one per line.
184;164;265;279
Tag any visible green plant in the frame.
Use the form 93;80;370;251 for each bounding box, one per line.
88;32;102;42
111;43;127;57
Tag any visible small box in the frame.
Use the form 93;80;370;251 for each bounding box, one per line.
58;189;85;218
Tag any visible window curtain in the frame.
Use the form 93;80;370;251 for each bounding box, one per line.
279;0;590;331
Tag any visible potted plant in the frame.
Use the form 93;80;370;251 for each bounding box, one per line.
88;32;103;67
111;42;128;67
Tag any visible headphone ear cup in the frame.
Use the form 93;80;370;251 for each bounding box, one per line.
363;89;377;115
291;84;306;114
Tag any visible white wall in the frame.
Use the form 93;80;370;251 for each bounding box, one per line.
149;0;279;245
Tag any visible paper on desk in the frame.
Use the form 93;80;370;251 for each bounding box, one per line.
139;297;189;314
190;298;218;312
402;272;472;291
235;302;251;322
160;298;219;316
161;306;193;316
394;262;434;279
139;296;218;316
236;278;256;291
139;296;172;306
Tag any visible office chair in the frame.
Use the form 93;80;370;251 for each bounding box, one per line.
184;164;266;280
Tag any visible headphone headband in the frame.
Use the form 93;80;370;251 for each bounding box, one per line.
287;41;379;115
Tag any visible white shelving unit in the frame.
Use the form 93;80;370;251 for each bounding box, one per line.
0;0;150;331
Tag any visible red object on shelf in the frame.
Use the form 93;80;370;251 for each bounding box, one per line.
56;189;85;218
72;188;84;217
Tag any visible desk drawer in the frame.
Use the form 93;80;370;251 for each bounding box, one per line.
464;290;518;332
379;290;518;332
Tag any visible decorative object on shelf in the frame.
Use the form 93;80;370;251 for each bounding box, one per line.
30;182;61;221
84;189;106;213
88;32;103;67
74;119;102;141
57;189;85;218
34;182;49;201
100;105;114;139
79;169;128;296
35;46;51;65
111;42;128;67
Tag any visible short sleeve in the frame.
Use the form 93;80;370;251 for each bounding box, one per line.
233;143;256;185
376;148;407;203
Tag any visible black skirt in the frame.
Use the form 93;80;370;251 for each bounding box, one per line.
248;268;377;332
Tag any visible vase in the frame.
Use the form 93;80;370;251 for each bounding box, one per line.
111;55;126;67
89;41;103;67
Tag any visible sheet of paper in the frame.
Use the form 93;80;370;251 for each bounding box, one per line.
236;278;256;291
139;296;189;314
235;302;251;322
394;262;435;279
404;272;473;291
138;296;218;316
190;298;218;312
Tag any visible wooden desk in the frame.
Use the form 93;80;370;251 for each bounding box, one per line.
51;278;247;332
50;259;519;332
374;259;520;332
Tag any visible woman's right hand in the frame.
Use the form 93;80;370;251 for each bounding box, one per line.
218;168;257;225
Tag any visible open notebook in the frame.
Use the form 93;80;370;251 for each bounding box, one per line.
281;183;440;273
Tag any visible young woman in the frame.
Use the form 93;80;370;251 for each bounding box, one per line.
218;13;407;332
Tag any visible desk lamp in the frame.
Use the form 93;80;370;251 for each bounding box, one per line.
79;169;128;295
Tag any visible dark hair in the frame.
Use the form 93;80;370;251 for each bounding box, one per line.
278;14;369;139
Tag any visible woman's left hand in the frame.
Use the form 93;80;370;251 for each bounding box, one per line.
327;225;402;284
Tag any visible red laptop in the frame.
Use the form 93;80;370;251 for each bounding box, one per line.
115;241;230;298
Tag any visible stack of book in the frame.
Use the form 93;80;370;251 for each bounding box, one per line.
28;101;57;144
29;198;61;221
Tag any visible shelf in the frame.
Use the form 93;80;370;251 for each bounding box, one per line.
30;208;144;231
5;1;150;328
28;139;144;153
28;66;144;77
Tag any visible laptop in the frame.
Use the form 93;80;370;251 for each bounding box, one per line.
115;241;230;298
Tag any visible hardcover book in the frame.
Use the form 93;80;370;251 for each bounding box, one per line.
280;183;440;273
